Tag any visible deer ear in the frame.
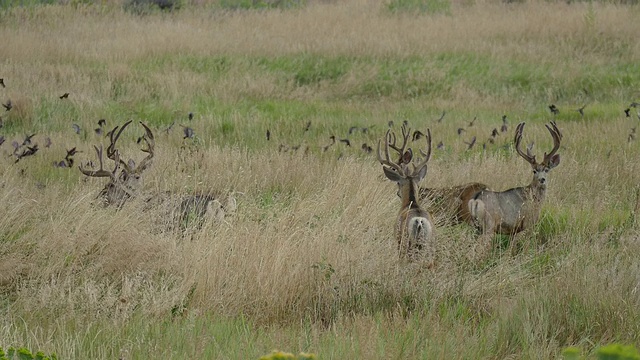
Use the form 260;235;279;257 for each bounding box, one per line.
383;166;403;182
548;154;560;169
402;149;413;164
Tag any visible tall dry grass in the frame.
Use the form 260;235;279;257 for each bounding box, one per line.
1;1;640;358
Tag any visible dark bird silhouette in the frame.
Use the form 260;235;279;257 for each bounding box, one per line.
501;115;508;133
0;116;3;129
15;145;38;163
577;104;586;117
188;112;194;121
629;127;637;143
468;116;476;127
266;129;271;141
436;141;445;150
53;160;68;168
549;104;559;115
388;121;394;128
44;137;52;148
278;144;289;152
339;138;351;147
464;136;476;150
348;126;358;135
361;143;372;153
94;127;103;136
436;111;446;123
98;119;106;127
2;99;12;111
0;78;4;88
322;135;336;152
491;128;499;138
22;133;35;146
625;108;631;117
457;128;465;136
72;123;81;134
630;102;640;108
0;136;4;146
303;121;311;132
59;93;69;99
165;121;175;134
412;130;425;141
181;126;195;139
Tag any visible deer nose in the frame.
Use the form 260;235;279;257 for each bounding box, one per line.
539;178;546;184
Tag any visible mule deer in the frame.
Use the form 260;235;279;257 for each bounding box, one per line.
377;128;434;262
79;120;154;208
468;121;561;246
388;123;489;225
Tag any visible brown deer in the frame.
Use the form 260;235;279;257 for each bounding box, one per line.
79;120;155;208
387;124;489;226
377;128;434;262
468;121;561;247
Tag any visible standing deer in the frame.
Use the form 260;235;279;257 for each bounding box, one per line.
387;123;489;226
79;120;154;208
468;121;562;249
377;128;434;262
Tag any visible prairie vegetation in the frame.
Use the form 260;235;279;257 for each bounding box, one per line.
1;0;640;358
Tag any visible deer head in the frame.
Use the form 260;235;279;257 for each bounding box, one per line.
514;121;561;191
79;120;155;207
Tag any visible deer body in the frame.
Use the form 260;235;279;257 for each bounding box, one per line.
420;182;489;225
378;127;435;262
468;122;561;239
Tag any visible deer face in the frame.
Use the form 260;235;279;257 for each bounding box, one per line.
531;154;560;189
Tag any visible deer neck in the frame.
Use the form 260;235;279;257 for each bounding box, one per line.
526;179;547;203
400;180;421;209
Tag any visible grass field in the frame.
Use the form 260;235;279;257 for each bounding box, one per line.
1;0;640;358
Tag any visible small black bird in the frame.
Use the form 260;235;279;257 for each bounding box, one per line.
98;119;106;127
348;126;358;135
436;111;446;123
303;121;311;132
549;104;559;115
388;120;394;128
53;160;68;168
0;116;3;129
339;138;351;147
165;121;175;134
0;78;5;88
457;128;465;136
630;102;640;108
15;145;38;163
44;137;52;148
577;104;586;117
464;136;476;150
625;108;631;117
188;112;194;121
94;127;103;136
322;135;336;152
491;128;499;138
0;136;4;146
361;143;372;153
501;115;508;133
72;123;81;134
59;93;69;99
2;99;12;111
412;130;425;141
468;116;476;127
266;129;271;141
22;133;35;146
436;141;445;150
181;125;195;139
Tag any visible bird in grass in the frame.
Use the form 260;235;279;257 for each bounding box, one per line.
44;137;52;148
577;104;587;117
303;121;311;132
468;116;477;127
549;104;559;115
2;99;11;111
412;130;425;141
22;133;35;146
629;127;636;143
361;143;372;153
72;123;81;135
0;78;5;88
457;128;465;136
59;93;69;99
15;145;38;163
625;108;631;117
188;112;194;121
266;129;271;141
436;111;446;123
95;119;107;135
501;115;508;133
322;136;336;152
0;116;3;129
464;136;476;150
165;121;175;134
436;141;445;150
339;138;351;147
181;125;195;139
0;136;4;146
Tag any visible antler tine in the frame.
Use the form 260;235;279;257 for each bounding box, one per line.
106;120;133;172
415;128;432;171
78;144;119;180
377;130;406;176
387;123;411;162
514;122;537;165
543;121;562;164
134;122;155;174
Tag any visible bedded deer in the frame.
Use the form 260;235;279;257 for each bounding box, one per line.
386;124;489;226
78;120;236;228
468;121;561;248
377;128;434;262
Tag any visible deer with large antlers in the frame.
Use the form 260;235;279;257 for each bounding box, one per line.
378;127;435;262
388;123;489;226
468;121;562;250
79;120;155;208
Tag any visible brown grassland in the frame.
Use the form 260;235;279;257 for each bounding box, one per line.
1;0;640;358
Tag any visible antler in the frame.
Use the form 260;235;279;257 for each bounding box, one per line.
543;121;562;165
387;123;411;163
78;144;120;180
514;122;537;165
377;129;407;177
134;121;155;174
106;120;134;173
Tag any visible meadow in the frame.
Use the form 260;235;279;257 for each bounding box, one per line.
1;0;640;358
